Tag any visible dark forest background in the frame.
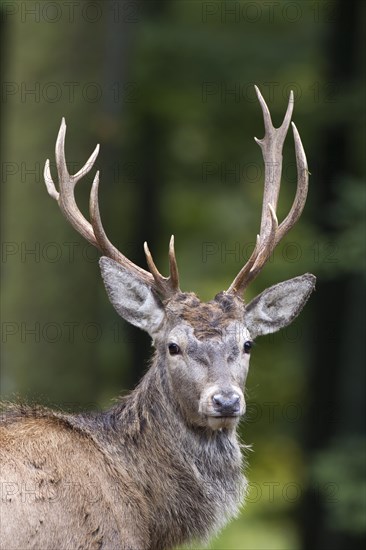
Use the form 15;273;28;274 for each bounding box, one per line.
1;1;365;549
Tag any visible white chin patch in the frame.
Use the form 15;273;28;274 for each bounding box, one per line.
207;416;238;431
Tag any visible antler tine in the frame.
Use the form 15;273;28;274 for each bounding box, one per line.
227;87;307;296
44;118;100;248
254;84;273;136
44;158;60;200
143;236;181;298
254;86;293;240
275;122;309;244
45;118;180;298
169;235;180;291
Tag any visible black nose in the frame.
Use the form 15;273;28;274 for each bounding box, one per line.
212;393;240;415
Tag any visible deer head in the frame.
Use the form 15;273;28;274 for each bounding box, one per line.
44;86;315;431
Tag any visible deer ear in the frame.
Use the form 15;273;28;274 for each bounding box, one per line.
99;257;165;337
245;273;316;339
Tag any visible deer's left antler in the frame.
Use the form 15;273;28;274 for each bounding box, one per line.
227;86;309;295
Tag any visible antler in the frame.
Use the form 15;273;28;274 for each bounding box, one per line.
44;118;180;299
227;86;309;295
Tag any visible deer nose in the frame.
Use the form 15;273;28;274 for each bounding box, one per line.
212;393;241;415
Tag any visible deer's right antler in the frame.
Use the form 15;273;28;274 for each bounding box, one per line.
227;86;309;295
44;118;180;299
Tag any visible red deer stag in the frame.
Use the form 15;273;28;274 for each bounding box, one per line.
0;86;315;550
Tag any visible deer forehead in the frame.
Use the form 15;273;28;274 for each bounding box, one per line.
164;292;249;344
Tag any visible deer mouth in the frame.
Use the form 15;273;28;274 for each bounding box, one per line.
206;414;240;431
209;413;241;418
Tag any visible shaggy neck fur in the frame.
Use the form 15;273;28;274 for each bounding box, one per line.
68;355;246;550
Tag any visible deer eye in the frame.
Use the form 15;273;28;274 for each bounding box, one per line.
243;341;253;354
168;343;181;356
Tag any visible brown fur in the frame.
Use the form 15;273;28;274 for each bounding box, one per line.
165;292;245;340
0;338;246;550
1;411;148;550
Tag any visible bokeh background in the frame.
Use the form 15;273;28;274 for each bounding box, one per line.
1;1;365;549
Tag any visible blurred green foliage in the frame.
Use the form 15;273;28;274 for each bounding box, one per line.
312;436;366;535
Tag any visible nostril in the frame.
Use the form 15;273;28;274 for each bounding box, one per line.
212;394;223;407
231;393;240;407
228;393;240;412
